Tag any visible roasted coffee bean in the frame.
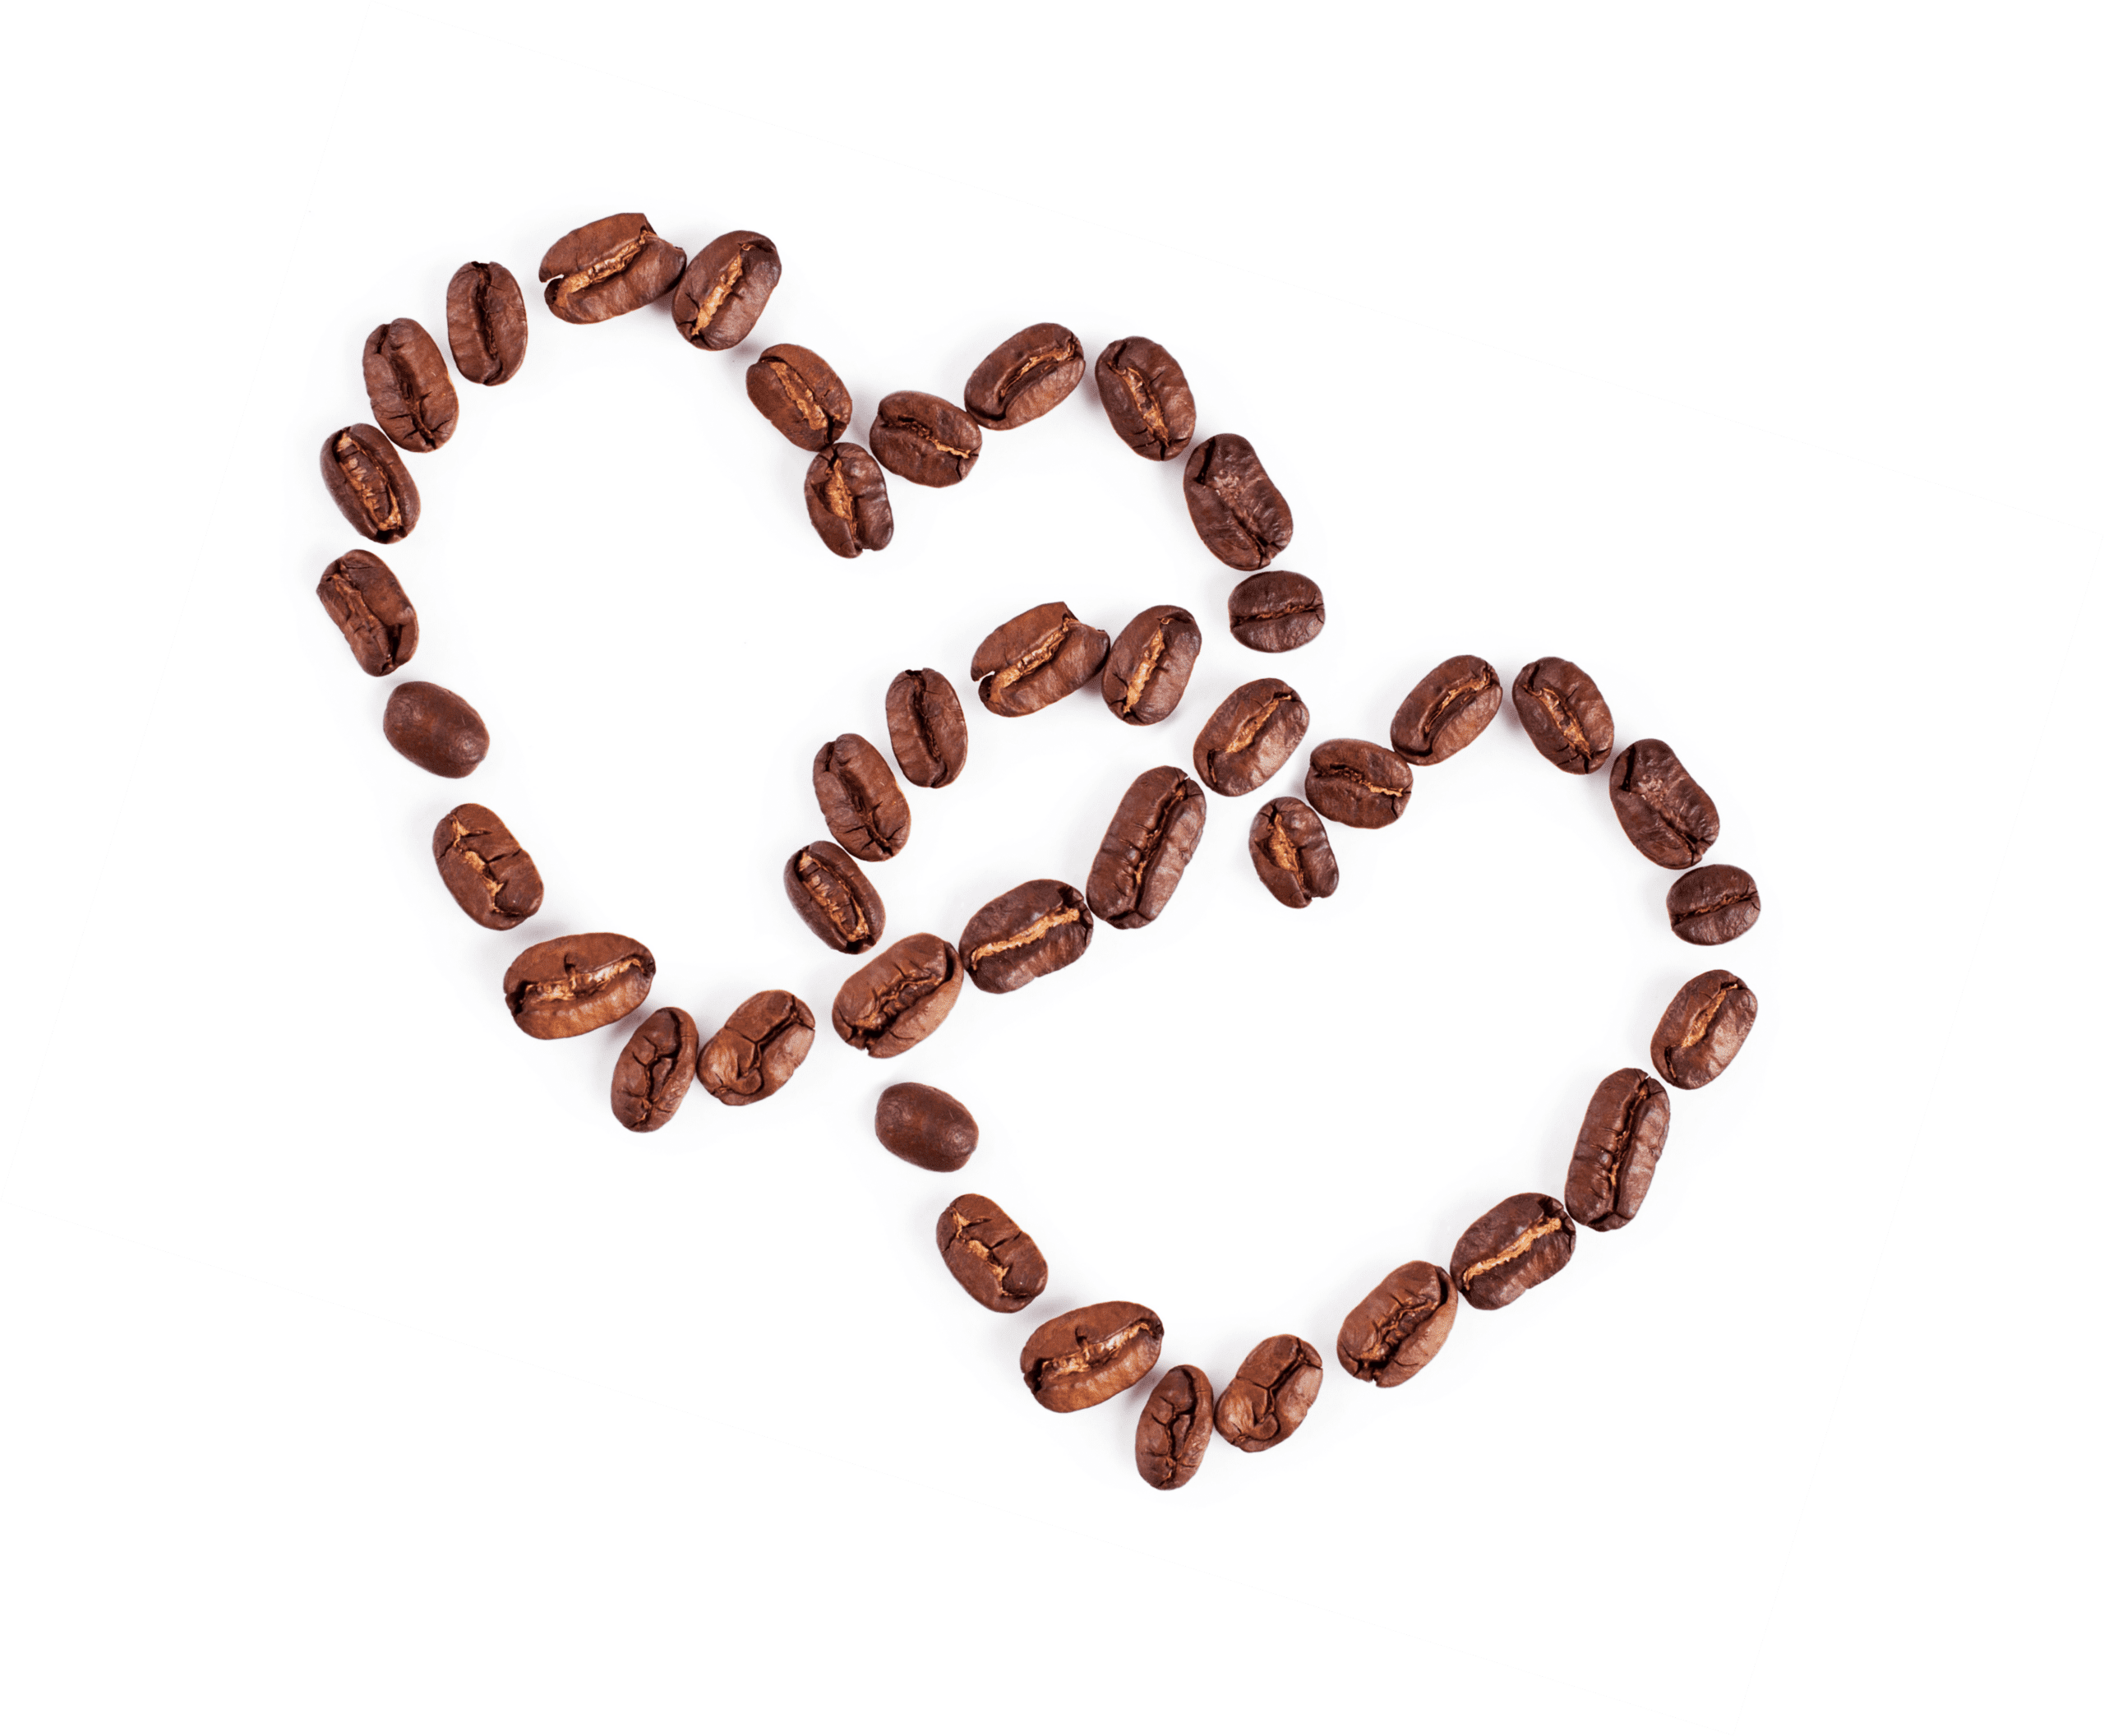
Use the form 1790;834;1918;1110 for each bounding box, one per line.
870;390;982;487
1565;1069;1671;1231
504;934;655;1040
1248;797;1338;907
832;933;963;1058
1227;570;1325;653
1183;433;1293;570
884;669;969;788
1135;1365;1213;1490
383;681;488;778
1390;655;1502;765
538;213;685;324
812;733;911;861
671;229;779;350
965;321;1084;430
699;990;814;1106
1096;336;1195;461
316;551;417;676
1336;1263;1458;1387
936;1194;1047;1313
321;423;419;544
1650;970;1756;1089
803;443;893;558
362;318;457;454
610;1007;700;1133
431;802;543;930
1194;679;1308;796
1019;1302;1164;1413
1215;1336;1323;1452
971;602;1110;718
875;1082;979;1171
1451;1194;1577;1311
1610;739;1720;867
1303;739;1413;829
1667;864;1761;946
959;880;1092;995
1514;658;1614;773
1086;766;1207;930
747;344;851;450
783;841;886;954
445;261;528;386
1102;605;1202;726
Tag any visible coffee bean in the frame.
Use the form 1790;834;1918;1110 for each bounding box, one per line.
1650;970;1756;1089
960;880;1092;995
431;802;543;930
813;732;911;861
1303;738;1413;829
1183;433;1294;570
362;318;457;454
538;213;685;324
1086;765;1207;930
803;443;893;558
1565;1069;1671;1231
610;1007;700;1132
1194;678;1308;796
1101;605;1202;726
783;841;886;954
1514;658;1614;773
1227;570;1325;653
1248;797;1338;907
1390;654;1502;765
971;602;1110;718
747;344;851;450
383;681;488;778
699;990;815;1106
445;261;528;386
1215;1336;1323;1452
884;669;969;788
316;551;417;676
1019;1302;1164;1413
870;390;982;487
1135;1365;1214;1491
1610;739;1719;868
1336;1263;1458;1387
832;933;964;1058
504;934;655;1040
875;1082;979;1171
321;423;418;544
1667;864;1760;946
1095;336;1196;461
1451;1194;1576;1310
965;322;1084;430
671;229;779;350
936;1194;1048;1313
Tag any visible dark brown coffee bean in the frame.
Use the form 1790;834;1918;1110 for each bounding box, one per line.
1215;1336;1323;1452
870;390;982;487
316;551;417;676
803;443;893;558
1227;570;1325;653
1565;1069;1671;1231
1650;970;1757;1089
1096;336;1195;461
1611;739;1720;868
965;322;1084;430
1019;1302;1164;1413
936;1194;1048;1313
1514;657;1614;773
1183;433;1293;570
1303;739;1414;829
832;934;963;1058
1336;1263;1458;1387
383;681;487;778
812;733;911;861
1451;1194;1576;1310
959;880;1092;995
671;229;779;350
538;213;685;324
321;423;418;544
362;318;457;454
1667;864;1761;946
431;802;543;930
1086;766;1207;930
504;934;655;1041
1135;1365;1213;1490
1194;678;1308;796
782;841;885;954
445;261;528;386
1248;797;1338;907
1102;606;1202;726
699;990;814;1106
610;1007;700;1132
971;602;1110;718
884;669;969;788
1390;655;1502;765
876;1083;979;1171
747;344;851;450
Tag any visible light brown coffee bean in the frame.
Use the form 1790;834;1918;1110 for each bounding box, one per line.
1336;1263;1459;1387
431;803;542;930
383;681;488;778
935;1194;1048;1313
316;551;417;676
610;1008;700;1132
831;934;964;1058
362;317;457;453
1135;1365;1214;1490
1650;971;1757;1089
699;990;814;1106
504;934;655;1041
1019;1302;1164;1413
1215;1336;1323;1452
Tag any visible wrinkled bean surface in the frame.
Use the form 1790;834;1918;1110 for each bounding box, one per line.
1248;797;1338;907
971;602;1109;718
1184;433;1293;570
1303;738;1413;829
431;802;542;930
1451;1194;1577;1310
1135;1365;1213;1490
804;443;893;558
699;990;814;1106
538;213;685;323
885;669;969;787
1611;739;1720;867
1087;766;1207;930
321;423;418;544
1227;570;1325;653
671;229;779;350
1336;1263;1458;1387
1096;336;1195;460
876;1083;979;1171
832;934;963;1058
505;933;655;1040
1514;657;1615;773
1019;1302;1164;1413
1650;970;1757;1088
316;551;417;676
1391;655;1502;765
749;344;851;450
362;318;457;454
1565;1069;1671;1230
611;1008;699;1132
783;841;885;954
960;880;1092;995
1194;679;1308;796
383;681;487;778
936;1194;1047;1313
1215;1336;1323;1452
871;390;981;487
445;261;528;386
1102;605;1202;726
1668;864;1761;946
813;733;911;861
965;321;1084;430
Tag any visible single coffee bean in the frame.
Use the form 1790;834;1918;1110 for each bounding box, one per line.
504;934;655;1040
1193;678;1309;796
1565;1069;1671;1231
1227;570;1325;653
1135;1365;1214;1490
1095;336;1196;461
1390;654;1502;765
698;990;815;1106
1611;739;1720;867
1514;657;1615;773
875;1082;979;1171
1336;1263;1458;1387
959;880;1092;995
870;390;982;487
671;229;780;351
1451;1194;1577;1310
971;602;1110;718
1086;765;1207;930
383;681;488;778
1183;433;1294;570
321;423;418;544
361;318;458;454
935;1194;1048;1313
1667;863;1761;946
812;732;911;861
782;841;886;954
445;261;528;386
610;1007;700;1133
964;321;1084;430
1101;605;1202;726
803;443;893;558
1650;970;1757;1089
1248;797;1338;907
1303;738;1414;829
316;551;417;676
884;668;969;788
1214;1336;1323;1452
1018;1301;1164;1413
431;802;543;930
831;933;963;1058
747;344;851;450
538;213;685;324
